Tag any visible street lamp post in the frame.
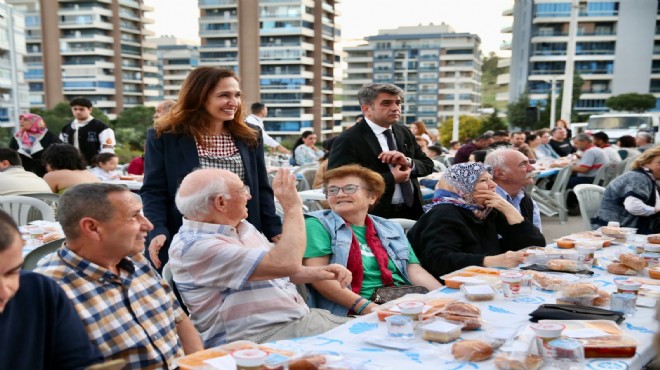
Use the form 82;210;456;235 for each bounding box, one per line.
452;71;460;142
560;0;579;123
550;76;557;128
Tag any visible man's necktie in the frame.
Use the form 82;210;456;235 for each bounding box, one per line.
383;129;414;207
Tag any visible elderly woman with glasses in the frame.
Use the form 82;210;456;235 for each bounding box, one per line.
408;162;546;278
303;164;442;316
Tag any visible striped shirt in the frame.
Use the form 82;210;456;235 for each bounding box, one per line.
577;146;607;177
170;219;309;347
35;247;184;369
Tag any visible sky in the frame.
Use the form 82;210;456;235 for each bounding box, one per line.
145;0;513;55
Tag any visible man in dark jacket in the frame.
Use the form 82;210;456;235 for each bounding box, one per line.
59;97;115;165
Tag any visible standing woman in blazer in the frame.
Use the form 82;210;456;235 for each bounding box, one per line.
142;67;282;269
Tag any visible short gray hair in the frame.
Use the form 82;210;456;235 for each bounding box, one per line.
58;183;129;239
175;176;230;219
357;83;403;106
637;131;653;144
575;133;592;143
484;146;514;171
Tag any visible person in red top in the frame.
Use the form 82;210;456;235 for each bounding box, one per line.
127;155;144;175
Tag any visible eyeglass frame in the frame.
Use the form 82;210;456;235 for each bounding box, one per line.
323;184;366;197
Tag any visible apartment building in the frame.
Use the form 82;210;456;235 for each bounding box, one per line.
8;0;159;117
152;36;199;102
198;0;341;140
342;24;482;128
499;0;659;115
0;1;30;129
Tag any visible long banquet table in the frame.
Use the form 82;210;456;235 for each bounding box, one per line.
265;243;658;370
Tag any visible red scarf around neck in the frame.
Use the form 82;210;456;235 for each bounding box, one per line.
345;215;393;296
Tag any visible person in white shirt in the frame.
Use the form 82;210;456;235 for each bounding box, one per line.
245;102;289;154
89;153;121;181
0;148;52;196
592;131;621;163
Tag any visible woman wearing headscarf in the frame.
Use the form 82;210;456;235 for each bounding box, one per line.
9;113;60;177
407;162;546;277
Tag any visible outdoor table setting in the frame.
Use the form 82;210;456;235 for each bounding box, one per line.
19;220;64;256
103;177;143;191
533;157;574;180
175;227;660;370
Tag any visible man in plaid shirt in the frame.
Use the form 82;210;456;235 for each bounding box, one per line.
36;183;203;369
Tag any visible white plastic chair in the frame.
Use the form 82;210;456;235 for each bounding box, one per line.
22;237;64;271
162;262;174;288
387;218;417;235
573;184;605;230
531;165;573;223
21;192;61;219
0;195;55;225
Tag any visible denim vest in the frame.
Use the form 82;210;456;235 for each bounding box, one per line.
305;210;412;316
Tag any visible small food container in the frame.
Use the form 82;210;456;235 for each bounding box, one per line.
396;300;425;320
421;319;463;343
556;295;598;306
549;338;585;369
500;271;524;299
620;227;638;243
385;314;414;340
648;266;660;279
483;326;518;349
29;228;45;241
615;279;642;295
232;349;268;370
529;323;565;358
555;239;575;249
461;284;496;301
645;244;660;253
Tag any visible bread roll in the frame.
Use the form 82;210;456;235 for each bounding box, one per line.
443;314;482;330
601;226;624;238
546;259;577;272
607;262;637;276
494;354;543;370
593;289;610;306
648;234;660;244
452;340;493;362
443;301;481;317
562;282;598;297
619;253;647;271
43;233;64;243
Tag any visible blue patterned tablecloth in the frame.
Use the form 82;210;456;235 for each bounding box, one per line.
268;244;657;370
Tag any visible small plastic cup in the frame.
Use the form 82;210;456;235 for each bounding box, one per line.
232;349;268;370
549;338;585;370
385;314;414;340
396;300;424;320
500;271;524;299
610;293;636;315
530;323;565;358
576;245;597;267
607;221;620;228
621;228;637;243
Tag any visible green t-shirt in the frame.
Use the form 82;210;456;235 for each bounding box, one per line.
304;217;420;299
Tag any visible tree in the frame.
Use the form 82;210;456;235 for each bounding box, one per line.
507;93;529;130
606;93;656;113
482;109;507;132
114;105;155;151
438;115;482;146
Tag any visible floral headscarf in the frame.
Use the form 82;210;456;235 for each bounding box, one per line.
425;162;493;220
15;113;47;151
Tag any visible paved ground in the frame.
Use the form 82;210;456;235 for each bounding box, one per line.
540;213;587;242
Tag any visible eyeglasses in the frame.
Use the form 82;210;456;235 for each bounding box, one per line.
324;184;362;197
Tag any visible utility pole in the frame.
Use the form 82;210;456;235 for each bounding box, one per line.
550;76;557;128
560;0;579;123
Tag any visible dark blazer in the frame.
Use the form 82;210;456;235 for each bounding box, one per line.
9;131;61;177
328;120;434;219
141;126;282;265
408;204;546;278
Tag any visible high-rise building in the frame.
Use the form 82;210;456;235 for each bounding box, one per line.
198;0;341;140
8;0;159;117
499;0;659;115
342;24;483;128
152;36;199;102
0;1;30;130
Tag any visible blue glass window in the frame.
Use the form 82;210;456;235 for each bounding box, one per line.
534;3;571;17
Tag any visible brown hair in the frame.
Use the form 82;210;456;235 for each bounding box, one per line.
411;120;431;137
155;67;258;147
323;164;386;203
632;146;660;170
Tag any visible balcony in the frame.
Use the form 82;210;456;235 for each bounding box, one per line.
502;7;513;16
500;41;512;50
199;0;237;7
501;25;513;33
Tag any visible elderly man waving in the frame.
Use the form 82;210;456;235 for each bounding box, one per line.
169;168;352;347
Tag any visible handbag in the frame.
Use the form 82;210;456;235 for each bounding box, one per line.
369;285;429;304
528;304;625;324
